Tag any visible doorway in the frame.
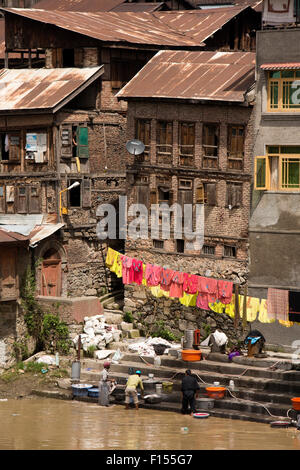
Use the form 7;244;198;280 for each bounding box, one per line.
41;248;62;297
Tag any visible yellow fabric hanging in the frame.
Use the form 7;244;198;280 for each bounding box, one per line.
110;251;122;278
179;292;197;307
257;299;275;323
105;247;116;267
142;264;147;287
278;319;294;328
242;296;260;322
225;295;235;318
209;299;226;314
150;286;170;298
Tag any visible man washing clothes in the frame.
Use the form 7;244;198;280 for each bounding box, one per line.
181;369;200;415
125;370;144;410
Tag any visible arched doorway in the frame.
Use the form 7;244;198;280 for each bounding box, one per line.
41;248;62;297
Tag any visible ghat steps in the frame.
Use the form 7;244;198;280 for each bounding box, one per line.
73;350;300;424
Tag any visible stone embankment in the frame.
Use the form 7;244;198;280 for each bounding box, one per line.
34;346;300;426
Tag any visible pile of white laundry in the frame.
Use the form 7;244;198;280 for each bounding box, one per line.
128;337;180;357
73;315;122;359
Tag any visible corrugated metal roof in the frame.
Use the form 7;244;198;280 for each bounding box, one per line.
111;2;167;12
29;223;64;247
0;228;29;245
34;0;125;11
0;66;103;112
117;50;255;102
1;6;251;48
261;63;300;70
0;213;64;246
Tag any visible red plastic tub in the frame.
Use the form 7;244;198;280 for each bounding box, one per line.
291;397;300;411
206;386;226;399
181;349;201;361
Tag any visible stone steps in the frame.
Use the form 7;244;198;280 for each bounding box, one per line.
71;347;300;423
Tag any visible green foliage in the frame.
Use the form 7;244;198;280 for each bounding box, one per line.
12;341;30;362
152;320;179;342
84;345;97;358
123;311;134;323
41;313;72;355
21;263;44;340
20;263;72;356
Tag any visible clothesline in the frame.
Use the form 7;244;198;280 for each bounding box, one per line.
105;248;297;327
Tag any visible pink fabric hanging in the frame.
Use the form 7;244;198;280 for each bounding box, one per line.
145;264;162;287
196;292;209;310
198;276;218;303
160;268;175;292
169;271;184;298
121;256;134;284
183;273;199;295
217;280;233;304
132;258;143;285
267;288;289;322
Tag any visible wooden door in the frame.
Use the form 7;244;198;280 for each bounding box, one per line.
41;250;61;297
0;248;17;300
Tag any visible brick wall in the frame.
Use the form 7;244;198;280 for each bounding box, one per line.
123;99;254;283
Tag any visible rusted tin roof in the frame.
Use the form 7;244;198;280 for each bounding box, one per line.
0;213;63;246
111;2;168;12
0;228;29;245
34;0;125;11
117;50;255;103
260;62;300;70
0;66;103;112
1;6;252;48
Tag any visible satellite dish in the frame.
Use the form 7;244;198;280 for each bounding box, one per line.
126;139;145;155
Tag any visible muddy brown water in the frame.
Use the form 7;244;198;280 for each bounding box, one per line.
0;398;299;450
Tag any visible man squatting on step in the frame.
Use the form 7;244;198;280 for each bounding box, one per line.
181;369;200;415
125;370;144;410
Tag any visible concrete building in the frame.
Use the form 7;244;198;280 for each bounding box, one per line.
249;0;300;345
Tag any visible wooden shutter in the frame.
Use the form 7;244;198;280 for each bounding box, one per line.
0;247;17;299
16;186;28;213
76;125;89;158
196;185;205;204
82;179;91;208
228;126;244;156
178;189;193;207
233;184;242;207
29;186;40;214
206;183;217;206
136;185;149;207
8;133;21;161
150;190;157;205
61;125;73;158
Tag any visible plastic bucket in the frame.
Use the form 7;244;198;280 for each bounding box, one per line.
71;360;81;381
184;329;195;350
162;381;173;393
88;387;99;398
195;398;215;410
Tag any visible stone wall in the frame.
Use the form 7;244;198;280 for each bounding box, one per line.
124;284;244;345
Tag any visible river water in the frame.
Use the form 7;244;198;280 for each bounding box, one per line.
0;398;299;451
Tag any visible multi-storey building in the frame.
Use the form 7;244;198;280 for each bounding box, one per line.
117;50;255;340
249;0;300;344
